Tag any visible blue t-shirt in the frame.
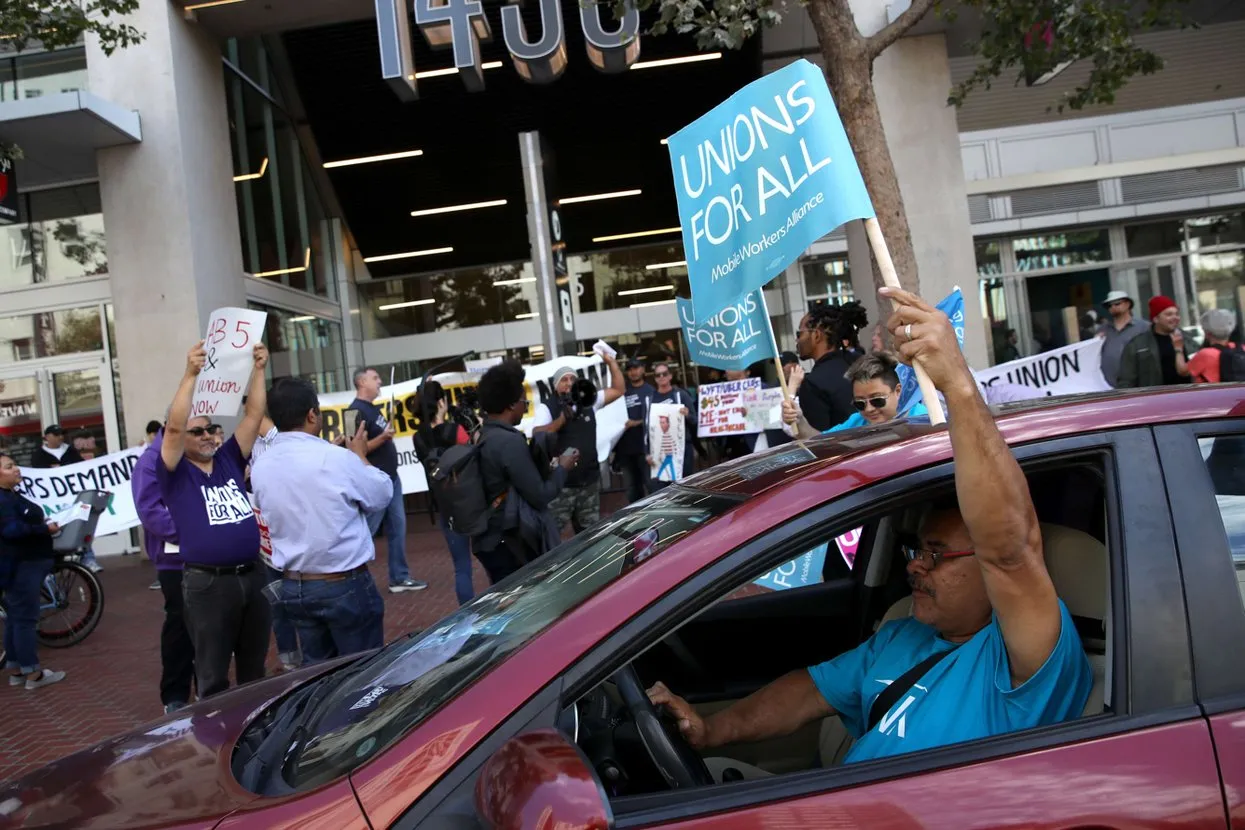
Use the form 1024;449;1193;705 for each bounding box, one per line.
824;402;929;434
156;436;260;567
809;600;1090;764
350;398;399;478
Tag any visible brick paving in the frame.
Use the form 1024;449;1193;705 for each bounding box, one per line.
0;515;483;784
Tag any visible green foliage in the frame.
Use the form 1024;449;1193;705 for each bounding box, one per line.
945;0;1191;112
614;0;785;50
0;0;143;56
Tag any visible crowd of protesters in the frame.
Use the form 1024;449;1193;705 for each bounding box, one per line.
3;287;1244;704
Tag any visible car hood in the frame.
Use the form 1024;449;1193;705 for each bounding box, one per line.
0;663;344;830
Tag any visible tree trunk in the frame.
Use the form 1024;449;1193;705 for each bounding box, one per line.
805;0;921;295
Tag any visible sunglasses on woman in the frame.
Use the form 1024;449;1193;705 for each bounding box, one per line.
852;396;890;412
186;424;223;437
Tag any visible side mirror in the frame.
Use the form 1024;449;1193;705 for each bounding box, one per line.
475;729;613;830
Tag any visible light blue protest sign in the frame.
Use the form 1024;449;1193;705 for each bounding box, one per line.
667;59;875;321
676;289;776;371
755;543;828;592
896;287;965;415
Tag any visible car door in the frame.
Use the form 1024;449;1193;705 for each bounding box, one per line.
583;429;1227;830
1155;422;1245;828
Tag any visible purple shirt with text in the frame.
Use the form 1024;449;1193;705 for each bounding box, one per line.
155;436;259;567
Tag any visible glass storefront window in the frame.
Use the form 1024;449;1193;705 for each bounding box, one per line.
975;240;1002;277
360;263;536;338
1187;213;1245;250
250;303;345;394
0;185;107;290
1012;229;1109;272
573;245;688;313
0;47;87;103
1124;219;1184;258
225;39;335;302
802;255;852;303
0;306;103;366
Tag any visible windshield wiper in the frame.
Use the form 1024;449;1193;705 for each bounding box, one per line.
238;660;370;793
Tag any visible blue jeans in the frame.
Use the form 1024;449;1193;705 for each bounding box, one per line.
440;515;473;605
366;475;410;585
1;557;53;673
264;565;300;658
278;570;385;664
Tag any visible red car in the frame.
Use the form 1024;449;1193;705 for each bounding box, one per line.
4;385;1245;830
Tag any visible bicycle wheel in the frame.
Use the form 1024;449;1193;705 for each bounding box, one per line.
37;560;105;648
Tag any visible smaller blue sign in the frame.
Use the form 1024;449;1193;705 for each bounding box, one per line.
755;544;828;592
667;59;875;321
896;288;965;416
677;288;776;371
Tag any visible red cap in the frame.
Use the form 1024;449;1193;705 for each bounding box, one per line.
1149;295;1176;319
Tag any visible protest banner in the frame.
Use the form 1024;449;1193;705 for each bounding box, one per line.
315;354;627;495
755;544;827;592
698;378;761;437
649;403;686;482
743;385;785;433
16;446;145;537
192;307;268;418
667;59;874;322
895;288;965;416
973;338;1110;397
677;289;775;371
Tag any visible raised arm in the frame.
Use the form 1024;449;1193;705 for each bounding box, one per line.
234;343;269;458
600;352;625;406
161;342;206;473
884;287;1059;686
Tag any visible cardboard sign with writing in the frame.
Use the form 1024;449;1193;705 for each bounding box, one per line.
649;403;686;482
192;307;267;418
973;338;1110;397
698;378;761;437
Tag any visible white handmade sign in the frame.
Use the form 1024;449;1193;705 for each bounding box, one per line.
192;307;268;418
698;378;761;437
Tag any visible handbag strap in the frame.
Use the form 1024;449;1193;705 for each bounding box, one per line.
867;647;956;733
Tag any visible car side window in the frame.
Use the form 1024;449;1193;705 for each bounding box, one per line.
1197;435;1245;611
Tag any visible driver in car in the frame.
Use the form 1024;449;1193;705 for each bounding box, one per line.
649;287;1092;774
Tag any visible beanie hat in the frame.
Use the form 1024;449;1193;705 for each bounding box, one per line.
1148;295;1176;319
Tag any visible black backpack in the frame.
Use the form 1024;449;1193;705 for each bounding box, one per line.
429;430;498;538
1216;343;1245;383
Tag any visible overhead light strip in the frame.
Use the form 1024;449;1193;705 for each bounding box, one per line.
557;189;642;206
363;247;454;263
232;157;268;182
289;315;315;322
593;227;681;243
411;199;508;218
252;247;310;278
378;299;436;311
631;53;722;70
645;260;686;270
514;312;537;320
323;149;423;169
411;61;504;80
493;276;536;286
617;285;675;297
184;0;245;10
630;298;678;309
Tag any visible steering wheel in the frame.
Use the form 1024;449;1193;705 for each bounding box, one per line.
613;665;714;789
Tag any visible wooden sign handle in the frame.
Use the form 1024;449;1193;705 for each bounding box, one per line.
864;218;947;426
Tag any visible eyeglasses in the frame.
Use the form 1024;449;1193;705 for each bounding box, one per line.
654;371;671;378
187;425;223;437
852;396;890;412
902;545;975;569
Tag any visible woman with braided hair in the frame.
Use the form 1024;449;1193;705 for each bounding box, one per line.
792;301;869;430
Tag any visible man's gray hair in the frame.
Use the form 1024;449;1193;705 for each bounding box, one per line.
353;368;373;389
1201;308;1237;341
845;351;901;389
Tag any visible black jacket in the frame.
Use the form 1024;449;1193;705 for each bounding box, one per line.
29;445;84;469
476;419;566;551
0;487;54;560
800;351;855;431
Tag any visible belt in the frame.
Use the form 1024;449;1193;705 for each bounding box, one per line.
282;563;369;582
185;562;255;576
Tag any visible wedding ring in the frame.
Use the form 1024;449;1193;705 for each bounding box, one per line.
904;323;913;341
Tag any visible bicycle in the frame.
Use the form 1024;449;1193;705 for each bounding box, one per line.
0;552;106;648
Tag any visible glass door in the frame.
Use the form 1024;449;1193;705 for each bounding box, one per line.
49;365;113;460
0;355;120;465
0;372;47;466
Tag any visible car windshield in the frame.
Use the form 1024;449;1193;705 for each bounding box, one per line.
283;486;739;790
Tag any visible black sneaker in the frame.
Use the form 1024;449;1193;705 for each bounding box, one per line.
388;579;428;593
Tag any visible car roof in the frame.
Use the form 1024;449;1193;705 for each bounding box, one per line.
683;384;1245;499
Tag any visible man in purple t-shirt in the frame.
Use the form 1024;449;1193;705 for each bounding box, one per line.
158;340;270;699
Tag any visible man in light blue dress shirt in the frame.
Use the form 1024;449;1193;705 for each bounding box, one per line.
251;378;394;663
